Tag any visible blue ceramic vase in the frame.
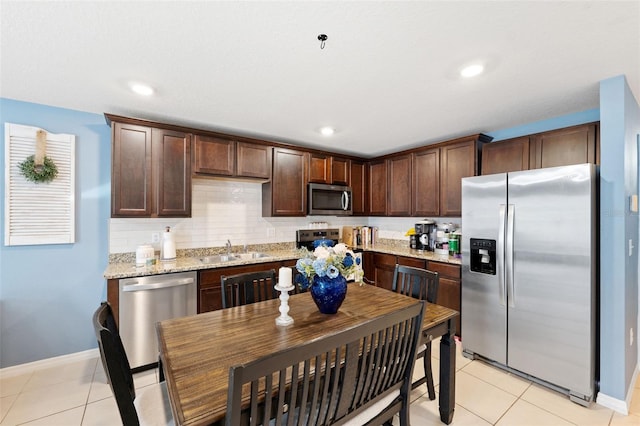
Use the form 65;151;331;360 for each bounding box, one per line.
310;274;348;314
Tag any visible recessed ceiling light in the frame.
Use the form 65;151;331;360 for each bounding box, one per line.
460;64;484;78
320;127;335;136
130;82;154;96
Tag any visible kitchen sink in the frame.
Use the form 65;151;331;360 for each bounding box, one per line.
233;252;271;260
199;252;271;264
199;254;239;263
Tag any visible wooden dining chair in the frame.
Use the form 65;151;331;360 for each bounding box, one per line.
221;269;278;308
392;264;439;400
92;302;174;426
226;301;425;426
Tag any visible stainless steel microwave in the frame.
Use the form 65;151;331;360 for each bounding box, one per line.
308;183;352;215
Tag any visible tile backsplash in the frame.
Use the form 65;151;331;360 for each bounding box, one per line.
109;178;460;254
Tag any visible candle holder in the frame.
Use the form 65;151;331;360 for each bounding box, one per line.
274;283;295;326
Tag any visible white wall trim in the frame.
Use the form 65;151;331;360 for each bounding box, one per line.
596;365;639;415
0;348;99;379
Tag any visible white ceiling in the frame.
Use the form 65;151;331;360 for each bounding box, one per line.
1;1;639;157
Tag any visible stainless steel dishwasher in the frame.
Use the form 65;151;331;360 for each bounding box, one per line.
118;271;197;370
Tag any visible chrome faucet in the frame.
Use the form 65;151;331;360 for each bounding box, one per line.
226;239;232;255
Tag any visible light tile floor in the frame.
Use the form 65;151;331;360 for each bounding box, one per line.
0;339;638;425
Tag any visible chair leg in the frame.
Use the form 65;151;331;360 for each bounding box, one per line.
158;357;165;383
424;342;436;400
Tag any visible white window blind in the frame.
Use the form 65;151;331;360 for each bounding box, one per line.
4;123;76;246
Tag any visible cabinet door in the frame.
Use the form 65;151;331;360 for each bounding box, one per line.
263;148;308;216
427;261;461;336
331;157;350;185
363;251;375;282
112;123;152;217
373;253;396;291
308;153;331;183
412;148;440;217
350;161;367;215
153;128;192;217
440;139;476;217
367;160;387;215
530;123;598;169
198;261;286;313
397;256;425;269
387;155;412;216
237;142;272;179
193;135;235;176
481;136;530;175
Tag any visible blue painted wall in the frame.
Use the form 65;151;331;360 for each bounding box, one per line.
0;98;111;368
599;75;640;401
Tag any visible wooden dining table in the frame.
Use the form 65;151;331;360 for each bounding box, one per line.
156;283;459;426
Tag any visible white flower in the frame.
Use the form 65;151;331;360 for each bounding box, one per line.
313;245;331;259
332;243;348;256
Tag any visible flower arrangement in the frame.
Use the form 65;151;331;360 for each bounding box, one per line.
295;243;363;290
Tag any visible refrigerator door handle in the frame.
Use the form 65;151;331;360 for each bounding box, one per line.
506;204;515;308
498;204;506;307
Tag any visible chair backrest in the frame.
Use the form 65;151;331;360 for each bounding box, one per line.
221;269;278;308
92;302;139;426
225;301;425;426
392;264;439;304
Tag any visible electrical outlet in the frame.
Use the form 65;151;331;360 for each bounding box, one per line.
151;232;160;243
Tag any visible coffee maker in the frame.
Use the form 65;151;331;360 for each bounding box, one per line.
414;220;436;251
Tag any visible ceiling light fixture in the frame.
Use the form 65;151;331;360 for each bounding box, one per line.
130;82;154;96
320;126;335;136
460;64;484;78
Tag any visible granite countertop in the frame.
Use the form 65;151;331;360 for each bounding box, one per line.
104;240;461;280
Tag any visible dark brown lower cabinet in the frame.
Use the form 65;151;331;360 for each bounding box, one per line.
426;261;461;337
198;260;294;313
370;253;426;292
371;253;396;291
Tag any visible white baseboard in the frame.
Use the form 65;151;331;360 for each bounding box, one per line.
0;348;100;379
596;364;639;415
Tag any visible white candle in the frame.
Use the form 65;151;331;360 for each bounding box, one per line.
278;267;292;287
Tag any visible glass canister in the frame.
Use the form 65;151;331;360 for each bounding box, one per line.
449;231;462;258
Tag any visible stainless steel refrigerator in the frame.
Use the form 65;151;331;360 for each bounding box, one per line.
461;163;596;405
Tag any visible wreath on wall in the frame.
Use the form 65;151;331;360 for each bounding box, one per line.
19;155;58;183
18;129;58;183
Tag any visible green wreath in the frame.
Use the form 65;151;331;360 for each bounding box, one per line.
19;155;58;183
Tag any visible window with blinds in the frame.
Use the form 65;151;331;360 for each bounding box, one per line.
4;123;76;246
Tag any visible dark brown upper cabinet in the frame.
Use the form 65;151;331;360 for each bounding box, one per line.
236;142;272;179
308;153;331;184
482;122;599;175
350;160;367;216
481;136;530;175
331;156;350;185
111;122;191;218
412;147;440;217
193;135;235;176
387;154;412;216
440;138;479;217
262;147;308;216
530;123;599;169
193;135;272;179
367;160;387;216
308;153;351;185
